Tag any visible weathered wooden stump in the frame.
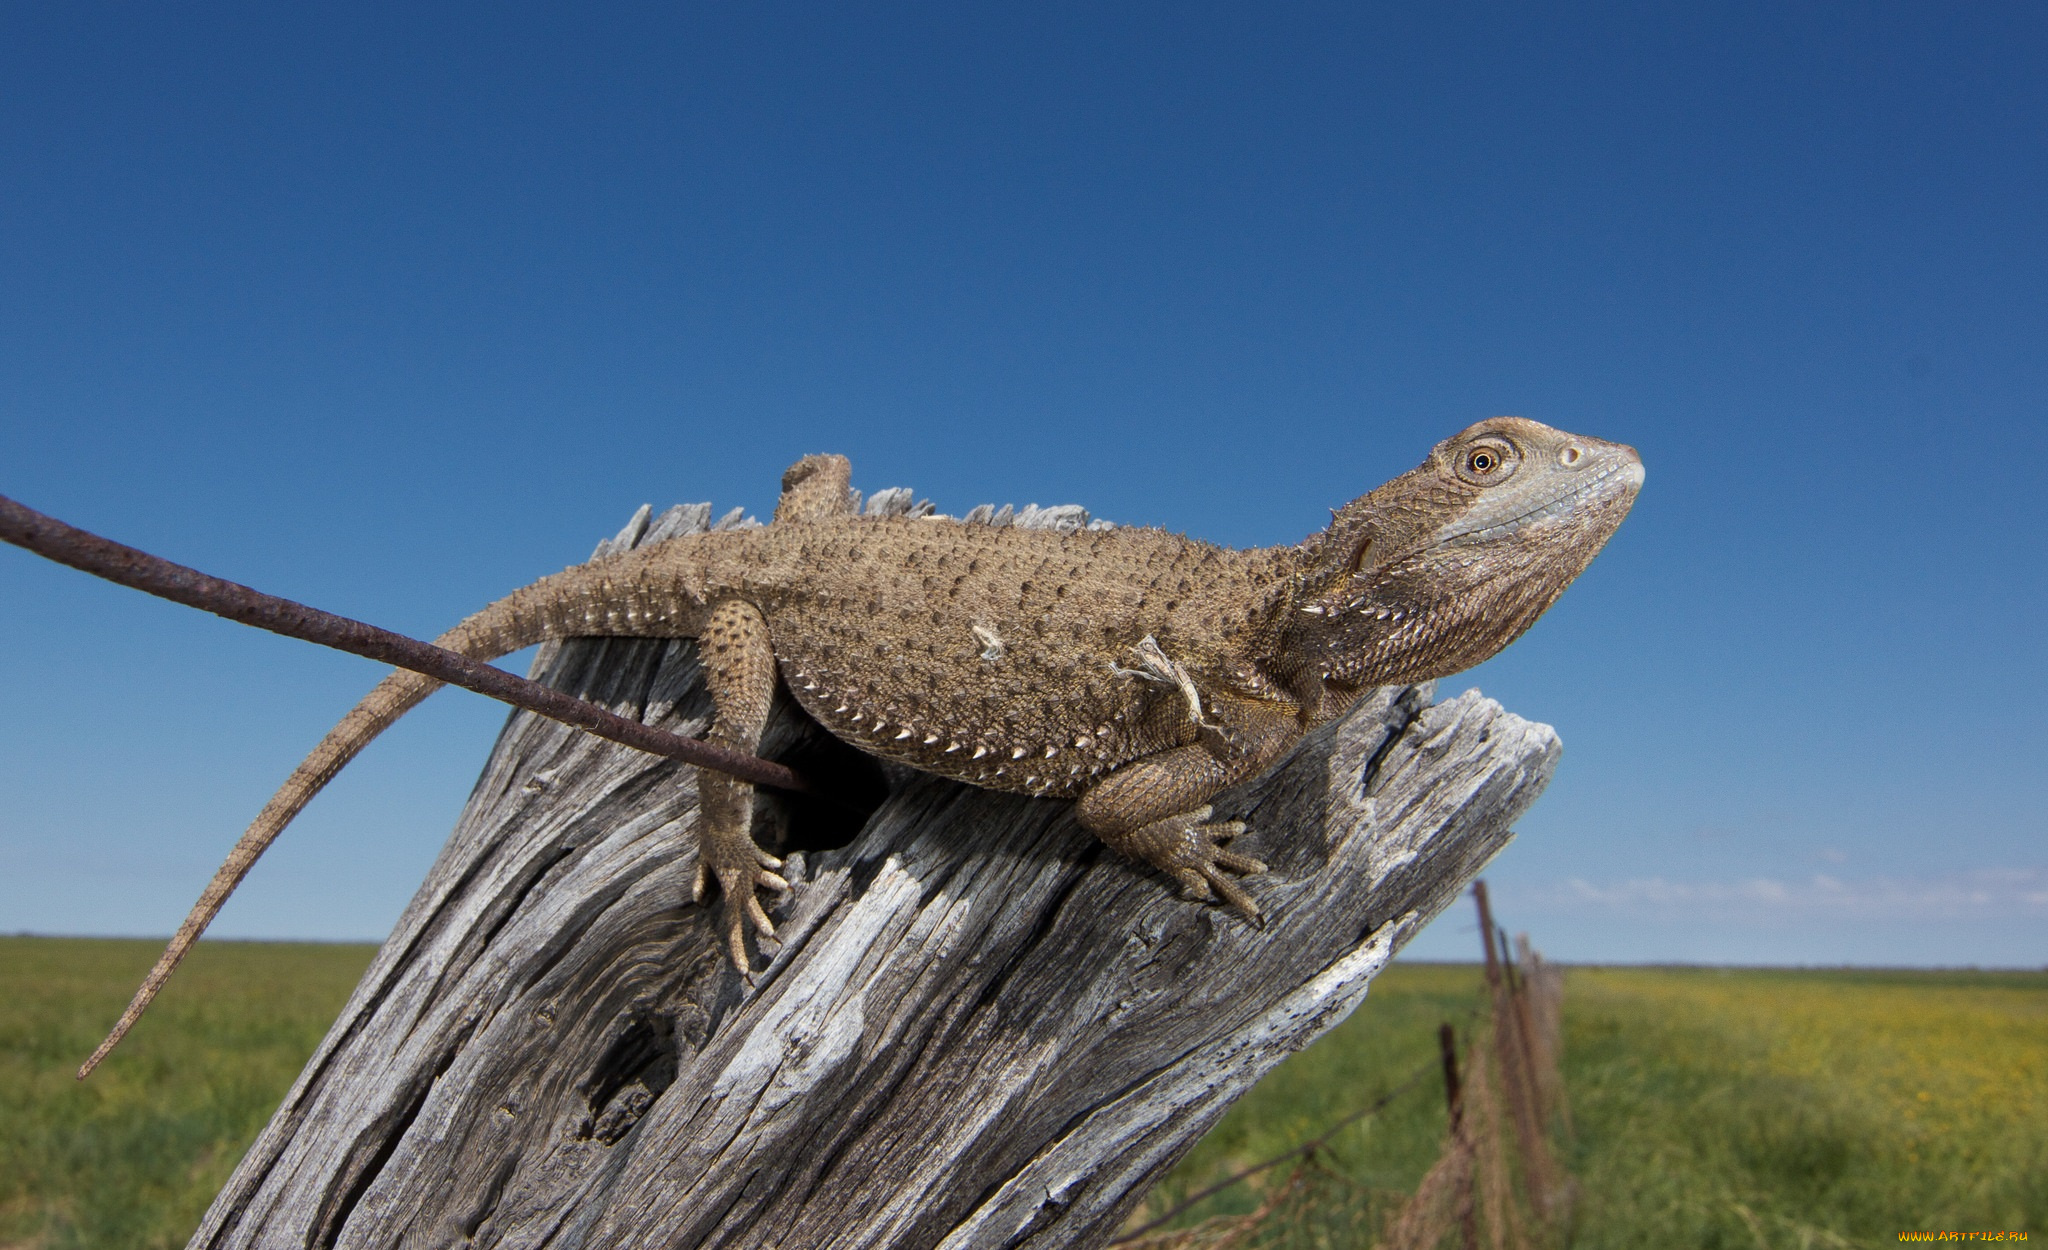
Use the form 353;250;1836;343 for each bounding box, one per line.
190;505;1561;1250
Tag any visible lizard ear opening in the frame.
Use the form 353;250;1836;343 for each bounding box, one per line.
1344;534;1376;576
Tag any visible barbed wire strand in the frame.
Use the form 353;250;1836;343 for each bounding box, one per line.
1112;1055;1440;1244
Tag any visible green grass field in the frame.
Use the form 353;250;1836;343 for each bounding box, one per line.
3;938;2042;1248
0;937;375;1250
1143;963;2047;1247
1559;966;2046;1246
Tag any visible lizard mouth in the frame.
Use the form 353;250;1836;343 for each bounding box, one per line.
1434;453;1643;547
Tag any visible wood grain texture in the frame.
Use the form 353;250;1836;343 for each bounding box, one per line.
190;506;1561;1250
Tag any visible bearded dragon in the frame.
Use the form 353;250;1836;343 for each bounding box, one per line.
82;416;1640;1074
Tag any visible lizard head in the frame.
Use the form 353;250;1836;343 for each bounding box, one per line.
1290;417;1642;687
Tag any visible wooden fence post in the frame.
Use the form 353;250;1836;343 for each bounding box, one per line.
188;505;1562;1250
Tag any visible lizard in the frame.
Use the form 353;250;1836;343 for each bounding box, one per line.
81;415;1641;1076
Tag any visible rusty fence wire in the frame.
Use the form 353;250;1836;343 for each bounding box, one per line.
1115;882;1574;1250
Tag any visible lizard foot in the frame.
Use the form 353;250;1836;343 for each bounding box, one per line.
692;841;790;973
1113;805;1268;921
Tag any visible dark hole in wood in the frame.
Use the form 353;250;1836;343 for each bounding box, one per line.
764;721;890;855
585;1011;679;1119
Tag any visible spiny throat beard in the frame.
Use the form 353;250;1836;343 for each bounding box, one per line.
1309;490;1634;687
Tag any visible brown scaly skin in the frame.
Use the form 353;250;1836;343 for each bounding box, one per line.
82;417;1641;1075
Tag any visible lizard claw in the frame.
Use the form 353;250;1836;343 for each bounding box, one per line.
694;844;788;972
1116;806;1267;923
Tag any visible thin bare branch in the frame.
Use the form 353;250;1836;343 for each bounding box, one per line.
0;492;807;793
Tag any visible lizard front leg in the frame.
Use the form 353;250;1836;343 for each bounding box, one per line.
1073;693;1301;919
694;597;790;970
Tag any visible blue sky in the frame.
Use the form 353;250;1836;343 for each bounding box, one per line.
2;4;2042;966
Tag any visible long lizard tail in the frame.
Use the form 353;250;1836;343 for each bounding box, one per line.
79;550;709;1078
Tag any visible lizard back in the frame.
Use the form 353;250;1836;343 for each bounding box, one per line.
639;517;1298;797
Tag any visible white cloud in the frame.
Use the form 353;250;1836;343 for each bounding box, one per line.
1539;866;2048;920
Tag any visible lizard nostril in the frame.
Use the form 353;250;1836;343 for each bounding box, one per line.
1557;446;1584;468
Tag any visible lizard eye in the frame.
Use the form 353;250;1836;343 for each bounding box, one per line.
1455;438;1519;485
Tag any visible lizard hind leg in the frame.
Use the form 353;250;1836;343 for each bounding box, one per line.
693;597;791;972
1075;746;1272;922
1097;806;1267;919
